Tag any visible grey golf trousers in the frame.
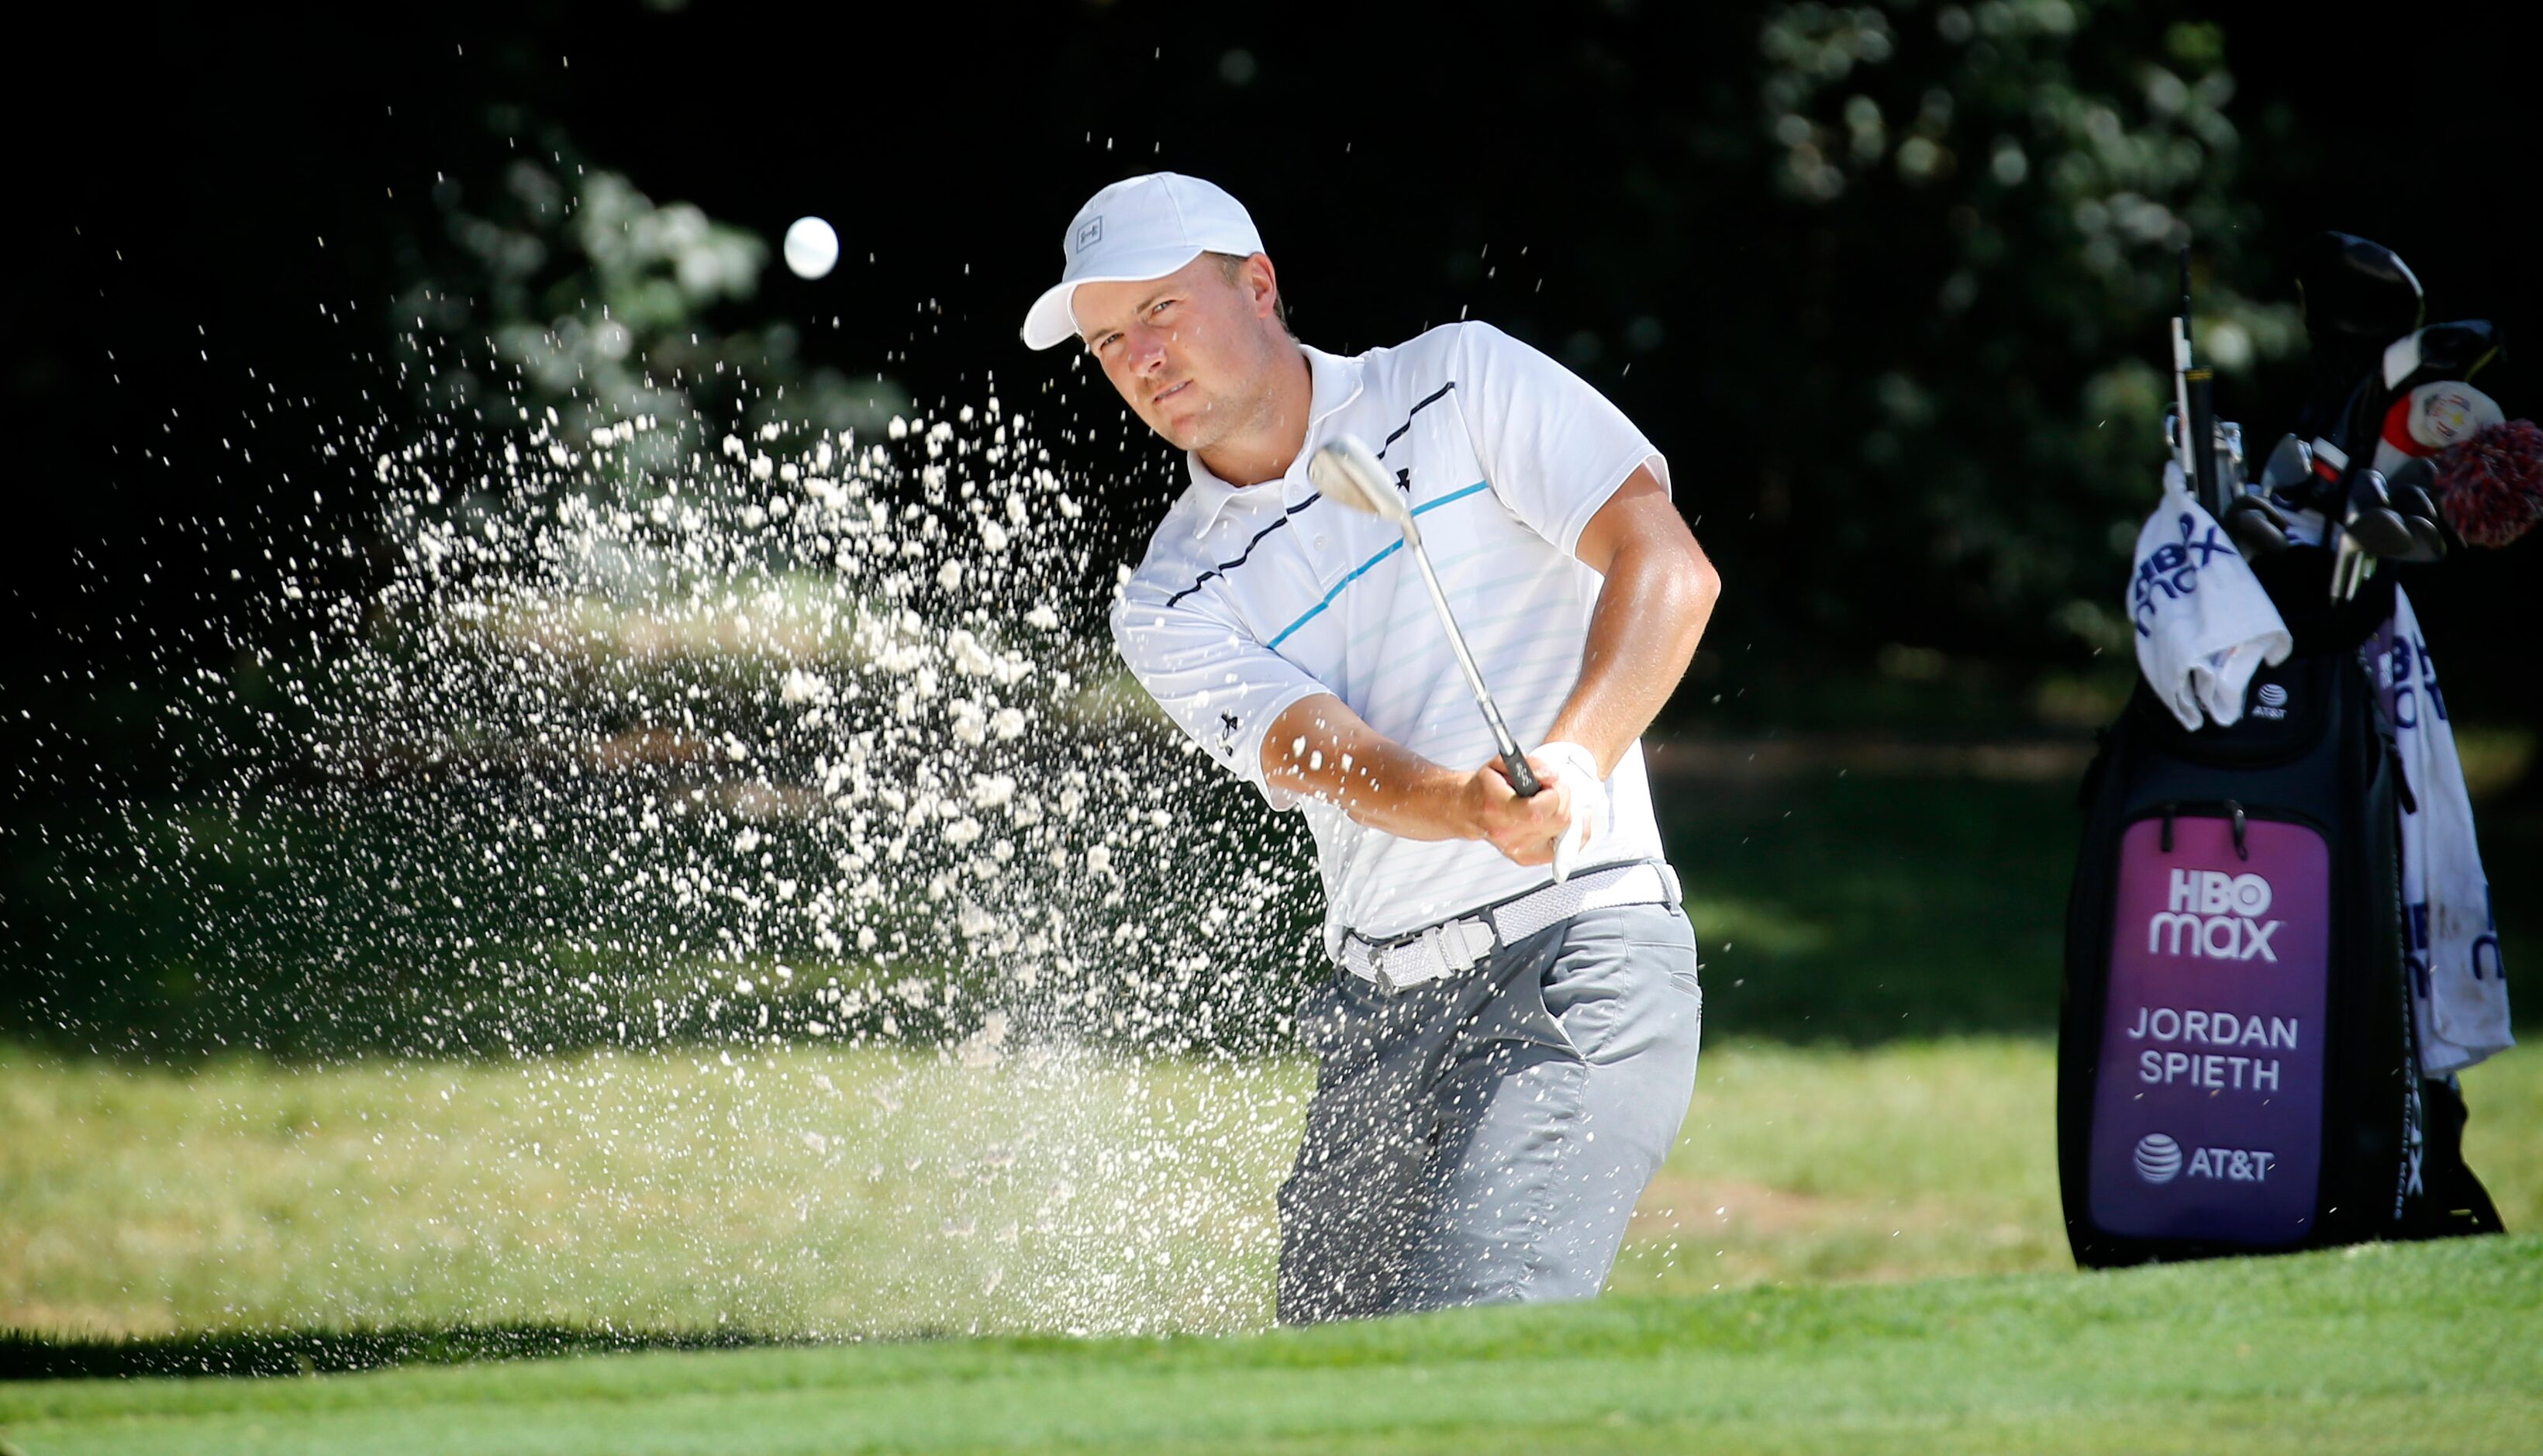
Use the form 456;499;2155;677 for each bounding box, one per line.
1276;900;1703;1325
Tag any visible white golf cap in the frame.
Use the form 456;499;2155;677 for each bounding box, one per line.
1020;172;1265;350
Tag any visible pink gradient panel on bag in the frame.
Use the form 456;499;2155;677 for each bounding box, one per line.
2088;814;2330;1244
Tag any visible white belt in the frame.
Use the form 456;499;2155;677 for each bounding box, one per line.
1340;861;1682;992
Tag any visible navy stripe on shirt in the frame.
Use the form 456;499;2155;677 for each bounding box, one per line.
1161;381;1460;609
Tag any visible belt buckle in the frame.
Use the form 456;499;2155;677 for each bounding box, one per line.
1379;932;1436;992
1371;926;1447;992
1353;910;1501;992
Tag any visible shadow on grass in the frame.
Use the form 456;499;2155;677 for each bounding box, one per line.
0;1323;819;1382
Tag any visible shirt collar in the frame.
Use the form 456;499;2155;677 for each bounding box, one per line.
1183;343;1365;539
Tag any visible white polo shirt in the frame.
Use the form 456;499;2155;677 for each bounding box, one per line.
1109;321;1672;957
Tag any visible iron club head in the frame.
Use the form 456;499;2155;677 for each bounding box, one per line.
2382;457;2450;564
1307;433;1412;530
2258;433;2314;495
2343;468;2419;557
2223;495;2292;557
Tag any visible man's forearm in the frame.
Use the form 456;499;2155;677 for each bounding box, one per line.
1260;693;1475;840
1549;478;1720;774
1261;692;1584;866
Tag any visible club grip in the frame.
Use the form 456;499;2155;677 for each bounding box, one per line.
1502;747;1542;798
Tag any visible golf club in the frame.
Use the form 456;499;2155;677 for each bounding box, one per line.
1307;433;1543;799
2172;248;2227;519
2344;467;2418;558
2258;433;2314;495
2383;319;2502;393
2298;231;2424;349
2223;493;2291;557
2382;457;2450;563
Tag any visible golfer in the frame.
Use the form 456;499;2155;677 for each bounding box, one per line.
1022;173;1719;1323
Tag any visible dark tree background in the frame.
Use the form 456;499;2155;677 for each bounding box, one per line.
7;0;2538;803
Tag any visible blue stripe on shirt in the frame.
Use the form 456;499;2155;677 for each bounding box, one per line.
1265;481;1493;650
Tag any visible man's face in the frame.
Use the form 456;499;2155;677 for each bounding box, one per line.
1075;254;1282;454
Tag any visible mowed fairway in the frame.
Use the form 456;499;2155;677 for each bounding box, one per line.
1;1237;2536;1454
6;1040;2540;1343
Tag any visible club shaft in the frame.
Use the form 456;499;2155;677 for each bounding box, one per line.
2170;320;2196;481
1400;525;1541;797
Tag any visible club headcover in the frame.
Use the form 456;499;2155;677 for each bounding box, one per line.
2433;417;2543;547
2299;231;2424;347
2383;319;2503;393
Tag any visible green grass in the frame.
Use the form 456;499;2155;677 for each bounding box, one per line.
8;1039;2538;1345
0;1237;2534;1454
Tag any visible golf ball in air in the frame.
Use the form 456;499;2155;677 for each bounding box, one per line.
784;216;839;279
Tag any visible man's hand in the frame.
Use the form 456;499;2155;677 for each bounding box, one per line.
1465;753;1575;866
1530;740;1610;880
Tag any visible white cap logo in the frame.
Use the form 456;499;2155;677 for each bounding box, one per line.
1022;172;1266;350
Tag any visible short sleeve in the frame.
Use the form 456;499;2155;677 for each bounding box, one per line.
1109;575;1331;807
1453;320;1670;556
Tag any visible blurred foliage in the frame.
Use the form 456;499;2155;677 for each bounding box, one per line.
389;119;908;500
1553;1;2301;681
1749;2;2299;657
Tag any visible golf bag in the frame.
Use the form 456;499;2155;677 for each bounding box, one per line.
2060;650;2502;1268
2060;614;2406;1265
2059;235;2510;1268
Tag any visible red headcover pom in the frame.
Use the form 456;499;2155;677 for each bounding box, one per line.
2432;419;2543;548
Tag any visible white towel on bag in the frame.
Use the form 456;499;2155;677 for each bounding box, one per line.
2128;465;2293;730
2374;588;2515;1075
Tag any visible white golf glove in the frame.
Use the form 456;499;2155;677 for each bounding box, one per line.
1534;740;1609;884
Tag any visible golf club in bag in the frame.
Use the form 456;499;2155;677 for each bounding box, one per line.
2058;240;2504;1268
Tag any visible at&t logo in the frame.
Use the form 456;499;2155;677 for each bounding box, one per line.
2147;868;2283;961
2134;1133;2182;1183
2252;682;2289;720
2132;1131;2277;1185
